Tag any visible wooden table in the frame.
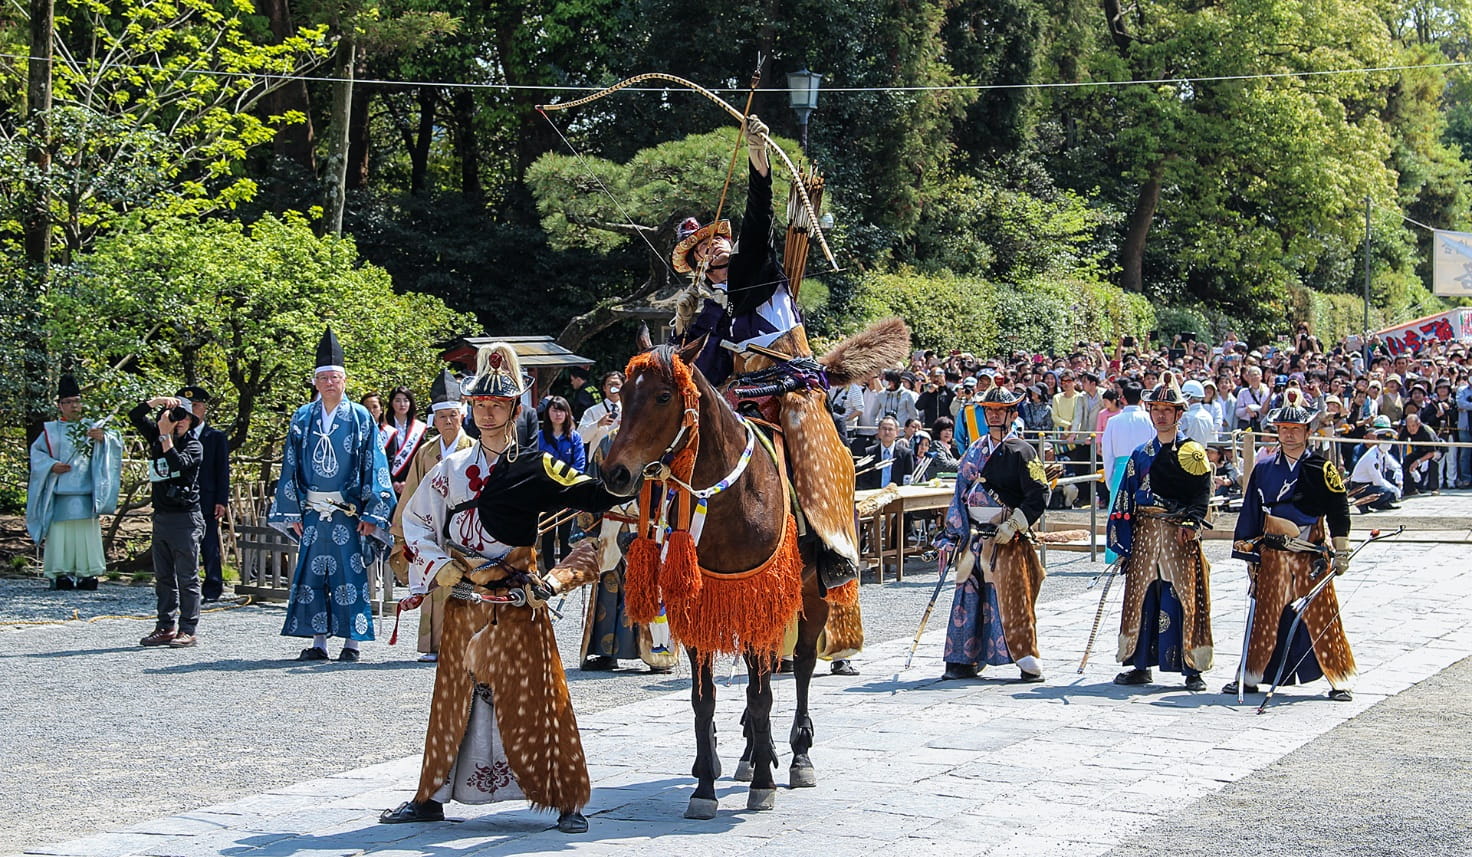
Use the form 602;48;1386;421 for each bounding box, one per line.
854;483;955;584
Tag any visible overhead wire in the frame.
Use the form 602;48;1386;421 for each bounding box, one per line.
1;51;1470;95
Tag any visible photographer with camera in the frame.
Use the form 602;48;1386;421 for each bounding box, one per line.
129;394;205;648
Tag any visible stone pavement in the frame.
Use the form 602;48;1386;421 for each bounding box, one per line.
16;535;1472;857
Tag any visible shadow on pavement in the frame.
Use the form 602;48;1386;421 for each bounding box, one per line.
0;646;153;658
141;657;431;675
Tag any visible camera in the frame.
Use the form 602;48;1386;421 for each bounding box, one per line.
163;405;190;423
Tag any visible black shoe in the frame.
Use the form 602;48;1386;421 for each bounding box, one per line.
1222;681;1259;695
557;810;589;834
379;800;444;824
296;646;329;661
76;576;98;591
1328;688;1354;702
776;658;794;674
1017;670;1044;683
581;655;616;671
941;663;978;681
1114;668;1152;686
1184;673;1207;692
830;659;859;676
52;576;76;591
1383;502;1402;510
646;665;674;675
338;647;361;663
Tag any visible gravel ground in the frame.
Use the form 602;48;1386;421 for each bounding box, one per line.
1105;655;1472;857
0;547;1108;854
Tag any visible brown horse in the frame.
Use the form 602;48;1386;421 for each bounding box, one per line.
600;333;834;819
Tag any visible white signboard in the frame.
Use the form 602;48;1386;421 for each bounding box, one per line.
1432;230;1472;297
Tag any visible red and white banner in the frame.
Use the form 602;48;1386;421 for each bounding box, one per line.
1375;308;1472;355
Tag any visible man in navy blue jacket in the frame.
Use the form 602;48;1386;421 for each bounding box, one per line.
178;386;231;602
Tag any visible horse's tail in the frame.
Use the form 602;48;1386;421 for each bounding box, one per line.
819;317;911;387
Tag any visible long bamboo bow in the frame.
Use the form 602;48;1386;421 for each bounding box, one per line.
538;72;839;272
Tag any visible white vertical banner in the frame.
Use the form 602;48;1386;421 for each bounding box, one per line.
1432;230;1472;296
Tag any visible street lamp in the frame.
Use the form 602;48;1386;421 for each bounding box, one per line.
786;67;823;151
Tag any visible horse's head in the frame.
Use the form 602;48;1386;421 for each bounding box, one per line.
601;327;704;497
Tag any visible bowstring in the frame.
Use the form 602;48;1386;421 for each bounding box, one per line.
536;107;681;283
1264;531;1389;697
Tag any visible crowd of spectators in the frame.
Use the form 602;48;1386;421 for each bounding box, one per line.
827;322;1472;510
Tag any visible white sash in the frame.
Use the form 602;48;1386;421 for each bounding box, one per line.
390;420;426;478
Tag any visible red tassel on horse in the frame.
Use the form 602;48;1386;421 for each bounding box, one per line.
624;535;662;623
661;529;702;603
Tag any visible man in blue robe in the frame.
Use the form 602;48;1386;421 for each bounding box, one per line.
938;386;1049;681
268;328;395;662
27;374;123;589
1108;374;1214;691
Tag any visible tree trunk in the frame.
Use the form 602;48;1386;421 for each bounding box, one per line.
22;0;53;445
450;90;482;201
256;0;315;172
409;86;437;195
346;81;372;189
323;34;355;235
1120;163;1163;294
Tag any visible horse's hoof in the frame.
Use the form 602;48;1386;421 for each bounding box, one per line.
684;797;719;820
789;763;817;788
733;760;754;782
746;788;777;811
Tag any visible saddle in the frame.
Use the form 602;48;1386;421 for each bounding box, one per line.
723;326;860;593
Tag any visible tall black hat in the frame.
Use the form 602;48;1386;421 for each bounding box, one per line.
57;374;81;400
429;368;463;412
314;326;345;374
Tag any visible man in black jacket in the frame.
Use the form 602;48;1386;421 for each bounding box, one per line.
178;386;230;602
857;416;915;491
131;395;205;648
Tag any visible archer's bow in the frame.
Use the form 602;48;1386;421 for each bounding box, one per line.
539;72;839;272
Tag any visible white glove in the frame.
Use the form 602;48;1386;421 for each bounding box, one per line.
993;508;1029;544
746;114;770;172
1332;536;1350;576
746;114;770;147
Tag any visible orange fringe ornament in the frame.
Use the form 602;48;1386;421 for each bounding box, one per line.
623;535;662;624
665;513;805;657
660;529;702;602
825;579;859;607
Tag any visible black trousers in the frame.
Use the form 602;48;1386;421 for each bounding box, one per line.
200;511;223;600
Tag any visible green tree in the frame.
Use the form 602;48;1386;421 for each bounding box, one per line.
526;128;801;350
41;211;474;455
1037;0;1439;333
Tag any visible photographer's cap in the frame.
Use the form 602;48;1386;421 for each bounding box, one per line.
175;385;212;404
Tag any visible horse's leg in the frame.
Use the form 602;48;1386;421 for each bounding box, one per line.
734;706;755;782
684;647;721;820
742;649;779;810
790;579;829;789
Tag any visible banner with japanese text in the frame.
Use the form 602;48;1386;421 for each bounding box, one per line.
1375;308;1472;355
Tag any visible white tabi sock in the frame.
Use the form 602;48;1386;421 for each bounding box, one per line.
343;638;360;651
313;634;328;650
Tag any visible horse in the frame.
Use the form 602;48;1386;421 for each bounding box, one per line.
600;319;908;819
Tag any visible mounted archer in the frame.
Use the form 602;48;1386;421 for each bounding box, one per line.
672;113;793;386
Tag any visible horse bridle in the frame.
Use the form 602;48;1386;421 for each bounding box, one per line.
641;406;701;482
